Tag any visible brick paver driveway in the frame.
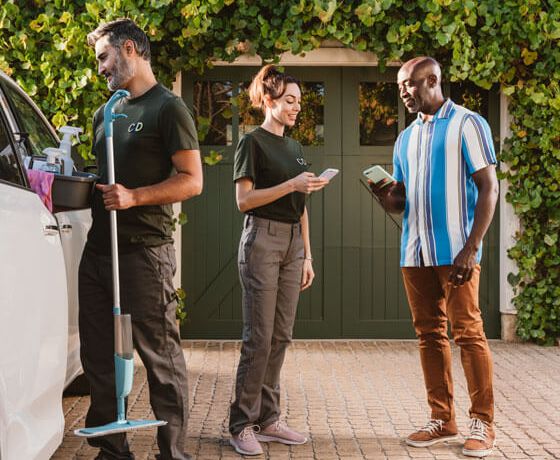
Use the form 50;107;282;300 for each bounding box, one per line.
53;341;560;459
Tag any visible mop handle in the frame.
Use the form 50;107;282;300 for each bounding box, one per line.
103;90;130;316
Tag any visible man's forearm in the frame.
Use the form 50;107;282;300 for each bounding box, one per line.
464;182;498;251
133;172;203;206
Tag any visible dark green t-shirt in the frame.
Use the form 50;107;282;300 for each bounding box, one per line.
233;127;308;223
87;83;199;254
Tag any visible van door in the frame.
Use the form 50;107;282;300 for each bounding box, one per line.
55;209;91;384
0;112;68;460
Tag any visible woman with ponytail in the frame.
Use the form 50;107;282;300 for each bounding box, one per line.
228;65;329;456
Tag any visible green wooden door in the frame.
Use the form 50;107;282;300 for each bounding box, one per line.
180;66;500;339
340;68;412;337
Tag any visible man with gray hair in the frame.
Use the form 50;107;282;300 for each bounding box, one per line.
80;18;202;460
370;56;498;457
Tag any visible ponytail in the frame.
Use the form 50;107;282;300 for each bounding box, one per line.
248;64;298;111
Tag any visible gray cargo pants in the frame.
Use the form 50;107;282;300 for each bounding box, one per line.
229;215;304;434
79;243;190;460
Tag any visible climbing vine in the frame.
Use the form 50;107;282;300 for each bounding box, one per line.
1;0;558;343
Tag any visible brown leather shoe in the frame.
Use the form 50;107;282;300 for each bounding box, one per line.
406;419;459;447
463;418;496;457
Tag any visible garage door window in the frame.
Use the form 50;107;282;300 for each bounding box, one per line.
0;116;25;186
193;80;233;146
359;82;398;146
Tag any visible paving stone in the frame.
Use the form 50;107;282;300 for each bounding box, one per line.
54;341;559;459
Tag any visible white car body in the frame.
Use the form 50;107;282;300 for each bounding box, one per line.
0;71;91;459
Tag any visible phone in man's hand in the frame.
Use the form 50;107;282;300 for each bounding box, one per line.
363;165;395;188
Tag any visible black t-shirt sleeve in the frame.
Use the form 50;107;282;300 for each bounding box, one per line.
91;106;103;158
158;97;199;157
233;134;256;182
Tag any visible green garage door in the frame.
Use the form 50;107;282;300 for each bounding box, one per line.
180;67;500;339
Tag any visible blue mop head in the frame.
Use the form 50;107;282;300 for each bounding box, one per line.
74;419;167;438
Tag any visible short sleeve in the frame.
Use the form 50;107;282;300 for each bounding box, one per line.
392;131;404;182
91;106;103;158
461;114;497;175
233;134;256;182
158;97;199;157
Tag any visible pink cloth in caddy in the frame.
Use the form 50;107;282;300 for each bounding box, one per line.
27;169;55;212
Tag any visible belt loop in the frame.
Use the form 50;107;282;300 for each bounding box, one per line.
268;220;276;237
244;214;250;229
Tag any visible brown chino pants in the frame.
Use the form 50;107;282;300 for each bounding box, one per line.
229;215;304;435
401;265;494;424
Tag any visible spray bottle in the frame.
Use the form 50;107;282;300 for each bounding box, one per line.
42;147;64;174
59;126;83;176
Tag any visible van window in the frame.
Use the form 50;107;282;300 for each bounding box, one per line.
0;115;25;186
2;81;58;157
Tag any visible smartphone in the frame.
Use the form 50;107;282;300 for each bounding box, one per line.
319;168;339;180
363;165;395;187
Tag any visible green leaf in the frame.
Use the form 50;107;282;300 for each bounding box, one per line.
386;28;398;43
530;92;546;104
436;31;451;46
203;149;224;166
544;234;557;246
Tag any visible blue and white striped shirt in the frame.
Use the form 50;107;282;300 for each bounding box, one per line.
393;99;497;267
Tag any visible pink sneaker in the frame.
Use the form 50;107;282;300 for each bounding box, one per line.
230;425;263;456
255;420;307;445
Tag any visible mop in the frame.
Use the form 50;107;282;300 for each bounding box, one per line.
74;89;167;437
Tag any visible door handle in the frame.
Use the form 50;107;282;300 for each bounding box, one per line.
43;224;59;236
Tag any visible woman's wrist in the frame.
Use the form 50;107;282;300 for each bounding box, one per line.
304;255;313;261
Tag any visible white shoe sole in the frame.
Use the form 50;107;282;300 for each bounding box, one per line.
462;440;496;458
255;433;307;445
406;434;459;447
229;438;263;456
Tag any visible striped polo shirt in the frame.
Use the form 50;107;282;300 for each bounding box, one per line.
393;99;497;267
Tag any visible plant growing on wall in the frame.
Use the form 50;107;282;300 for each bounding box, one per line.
1;0;558;343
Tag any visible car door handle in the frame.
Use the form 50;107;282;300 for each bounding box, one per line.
60;224;72;234
43;224;59;236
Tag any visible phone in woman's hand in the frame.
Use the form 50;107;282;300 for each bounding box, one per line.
319;168;339;180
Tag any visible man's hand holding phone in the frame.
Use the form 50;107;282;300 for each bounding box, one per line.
363;165;406;214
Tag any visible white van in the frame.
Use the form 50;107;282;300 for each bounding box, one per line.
0;70;91;459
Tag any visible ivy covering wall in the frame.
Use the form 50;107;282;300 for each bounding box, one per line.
1;0;558;343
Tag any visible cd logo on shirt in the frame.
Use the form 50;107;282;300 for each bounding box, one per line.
128;121;144;133
297;158;308;166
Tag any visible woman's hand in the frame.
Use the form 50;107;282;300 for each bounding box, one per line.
301;258;315;290
291;172;329;194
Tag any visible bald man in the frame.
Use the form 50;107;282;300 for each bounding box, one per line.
370;57;498;457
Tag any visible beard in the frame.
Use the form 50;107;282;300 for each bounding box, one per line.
107;52;134;91
404;98;421;113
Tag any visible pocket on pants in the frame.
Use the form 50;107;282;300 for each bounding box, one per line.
142;246;162;276
120;245;176;322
